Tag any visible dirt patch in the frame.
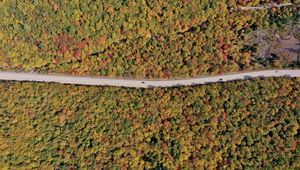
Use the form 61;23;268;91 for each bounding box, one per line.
247;23;300;65
271;34;300;61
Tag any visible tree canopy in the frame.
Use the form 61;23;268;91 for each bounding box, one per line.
0;0;299;78
0;77;299;169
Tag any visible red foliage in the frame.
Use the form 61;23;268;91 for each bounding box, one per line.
274;0;283;4
237;0;254;6
55;34;74;54
218;37;229;62
73;49;81;59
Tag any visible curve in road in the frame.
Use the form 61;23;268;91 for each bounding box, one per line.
0;69;299;88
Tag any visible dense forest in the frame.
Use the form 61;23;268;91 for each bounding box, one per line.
0;1;299;169
0;0;299;78
0;78;299;169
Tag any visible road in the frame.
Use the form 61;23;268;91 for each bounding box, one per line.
239;3;296;10
0;69;299;88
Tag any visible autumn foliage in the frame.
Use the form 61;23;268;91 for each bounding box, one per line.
0;78;299;169
0;1;299;78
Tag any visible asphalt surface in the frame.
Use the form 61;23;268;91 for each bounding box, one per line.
240;3;295;10
0;69;299;88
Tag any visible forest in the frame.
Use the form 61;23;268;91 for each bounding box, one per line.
0;1;299;169
0;0;299;78
0;77;299;169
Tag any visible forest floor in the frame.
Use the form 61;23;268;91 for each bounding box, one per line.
248;21;300;65
271;34;300;61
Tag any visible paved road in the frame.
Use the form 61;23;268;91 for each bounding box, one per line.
240;3;296;10
0;69;299;88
